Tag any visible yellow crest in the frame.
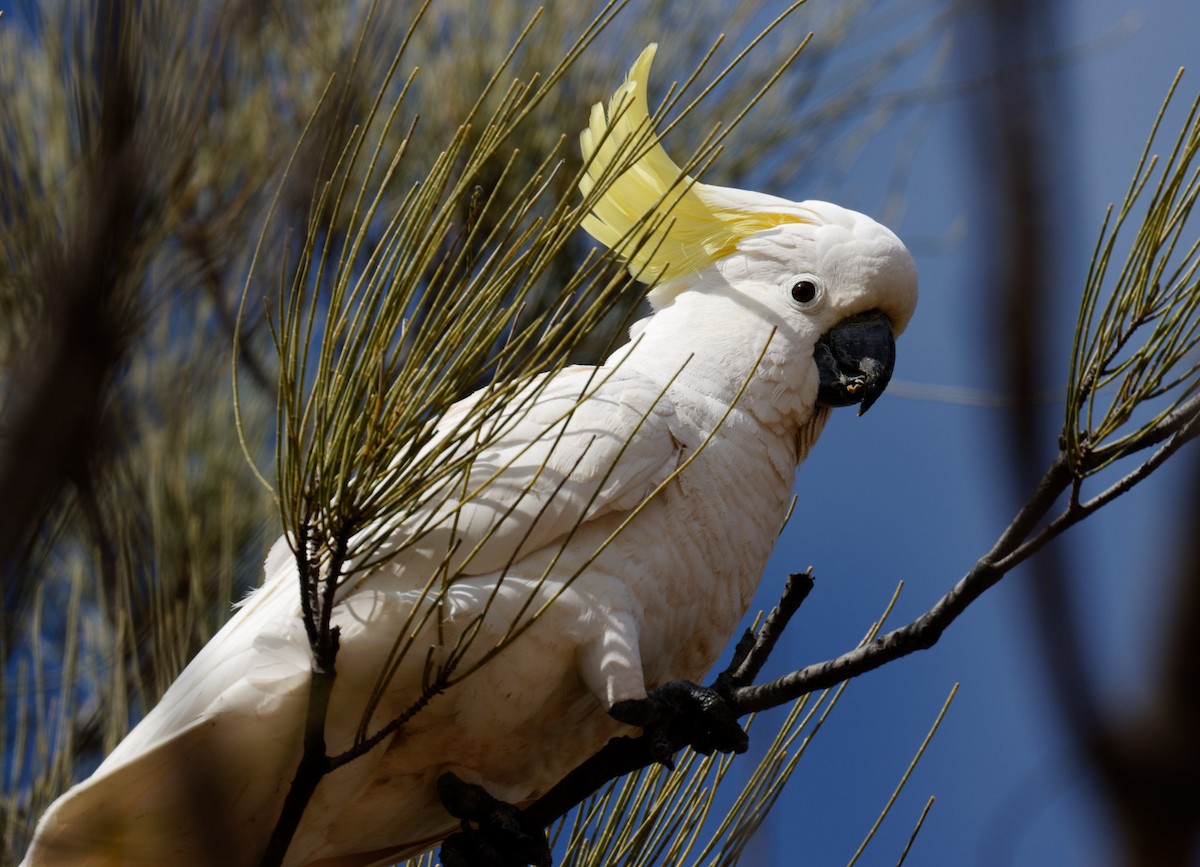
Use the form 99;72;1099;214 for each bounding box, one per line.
579;44;809;290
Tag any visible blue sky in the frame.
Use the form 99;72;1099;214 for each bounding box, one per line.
738;1;1199;863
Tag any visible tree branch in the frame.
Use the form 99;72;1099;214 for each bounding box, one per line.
730;457;1062;712
258;528;349;867
721;568;814;691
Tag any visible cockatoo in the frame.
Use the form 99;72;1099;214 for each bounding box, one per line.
23;43;917;867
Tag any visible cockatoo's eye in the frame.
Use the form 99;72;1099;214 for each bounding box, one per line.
786;275;824;310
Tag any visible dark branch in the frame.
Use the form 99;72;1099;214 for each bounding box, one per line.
730;455;1067;712
0;28;145;643
329;680;444;770
720;569;813;692
258;529;349;867
522;735;666;830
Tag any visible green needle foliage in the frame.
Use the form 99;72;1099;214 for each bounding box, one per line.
1066;72;1200;475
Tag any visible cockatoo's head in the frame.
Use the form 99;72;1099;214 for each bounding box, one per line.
579;44;918;415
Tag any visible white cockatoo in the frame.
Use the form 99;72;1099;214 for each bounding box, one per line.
23;44;917;867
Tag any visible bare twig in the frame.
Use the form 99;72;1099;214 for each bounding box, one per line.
849;685;957;866
895;796;936;867
720;568;814;691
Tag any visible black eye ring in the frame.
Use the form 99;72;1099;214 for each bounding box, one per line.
791;280;818;305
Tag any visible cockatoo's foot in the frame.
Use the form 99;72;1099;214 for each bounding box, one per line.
437;773;552;867
608;679;749;770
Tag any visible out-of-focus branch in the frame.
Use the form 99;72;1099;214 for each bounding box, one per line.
0;12;144;642
971;0;1200;860
1093;456;1200;865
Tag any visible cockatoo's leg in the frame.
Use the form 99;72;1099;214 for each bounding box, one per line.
609;680;749;769
437;772;551;867
576;600;649;707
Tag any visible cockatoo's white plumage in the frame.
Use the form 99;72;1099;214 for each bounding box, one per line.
23;44;917;867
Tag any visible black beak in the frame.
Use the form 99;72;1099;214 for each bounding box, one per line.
814;309;896;415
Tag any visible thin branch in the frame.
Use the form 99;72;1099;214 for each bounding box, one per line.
849;685;957;866
895;797;936;867
718;568;814;692
1034;398;1200;546
257;529;348;867
1086;388;1200;469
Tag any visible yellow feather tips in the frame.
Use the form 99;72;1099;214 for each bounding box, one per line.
579;44;809;286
